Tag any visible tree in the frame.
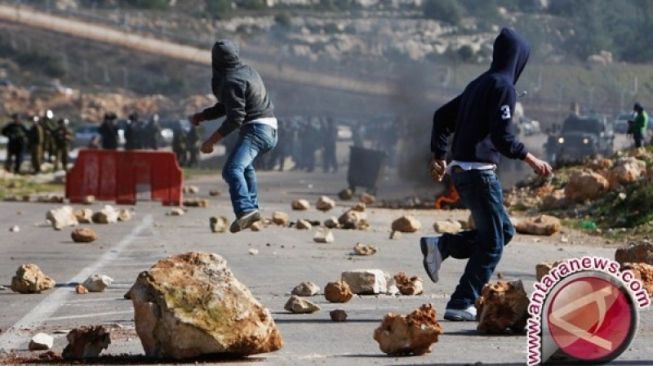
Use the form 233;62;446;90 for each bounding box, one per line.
423;0;465;26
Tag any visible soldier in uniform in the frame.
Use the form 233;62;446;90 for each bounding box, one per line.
186;124;201;167
53;118;73;171
99;112;119;150
145;114;162;150
124;112;139;150
2;114;28;173
28;116;44;174
42;110;56;162
172;123;187;166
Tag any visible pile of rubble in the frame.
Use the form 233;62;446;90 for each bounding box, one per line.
505;148;653;233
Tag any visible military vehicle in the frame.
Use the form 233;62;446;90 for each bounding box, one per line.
545;115;614;165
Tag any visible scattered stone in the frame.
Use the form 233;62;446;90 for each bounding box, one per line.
324;281;353;303
341;269;387;295
75;284;89;294
167;207;185;216
316;196;336;212
36;194;65;203
433;220;462;234
92;205;119;224
338;209;366;230
608;157;647;187
71;227;98;243
351;202;366;212
82;195;95;205
295;219;312;230
373;304;442;356
564;170;609;202
248;248;259;255
117;209;132;222
271;211;289;226
389;231;401;240
535;261;562;281
324;216;340;229
62;326;111;360
38;350;59;361
515;215;561;236
621;263;653;296
183;199;209;208
128;252;283;358
9;225;19;233
615;241;653;265
46;206;78;230
393;272;424;296
29;333;54;351
475;280;529;334
540;189;568;210
183;185;199;194
250;221;263;231
209;216;229;233
359;192;376;205
338;188;353;200
391;215;421;233
83;273;113;292
291;282;320;297
209;190;220;197
330;309;348;322
313;229;334;243
291;199;310;211
74;208;93;224
385;275;400;296
10;264;56;294
284;295;320;314
352;243;377;256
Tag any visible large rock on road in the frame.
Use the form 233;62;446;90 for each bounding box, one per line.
127;252;283;359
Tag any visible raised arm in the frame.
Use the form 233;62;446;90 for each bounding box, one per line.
431;95;461;159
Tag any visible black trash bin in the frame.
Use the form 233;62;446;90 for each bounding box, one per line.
347;146;386;194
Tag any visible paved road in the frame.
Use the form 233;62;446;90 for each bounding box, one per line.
0;171;650;365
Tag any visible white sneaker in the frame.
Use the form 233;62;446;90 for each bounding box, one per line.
444;305;477;321
420;236;443;283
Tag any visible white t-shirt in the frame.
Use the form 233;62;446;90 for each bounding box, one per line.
246;117;278;130
446;160;497;174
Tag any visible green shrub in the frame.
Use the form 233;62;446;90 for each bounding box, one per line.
274;12;292;28
125;0;170;10
206;0;232;18
423;0;464;26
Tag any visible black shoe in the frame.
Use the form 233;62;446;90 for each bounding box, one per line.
229;210;261;233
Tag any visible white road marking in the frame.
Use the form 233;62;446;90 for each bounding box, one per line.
46;310;133;321
0;215;152;352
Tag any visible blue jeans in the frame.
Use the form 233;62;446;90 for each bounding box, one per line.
439;169;514;309
222;124;277;217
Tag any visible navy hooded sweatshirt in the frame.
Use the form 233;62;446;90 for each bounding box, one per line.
431;28;529;164
201;40;275;137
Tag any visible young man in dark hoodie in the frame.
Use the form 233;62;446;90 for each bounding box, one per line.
191;40;277;233
422;28;552;321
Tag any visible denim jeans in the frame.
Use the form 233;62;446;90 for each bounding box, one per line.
439;169;514;309
222;124;277;217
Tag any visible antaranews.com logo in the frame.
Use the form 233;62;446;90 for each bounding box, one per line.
527;256;650;365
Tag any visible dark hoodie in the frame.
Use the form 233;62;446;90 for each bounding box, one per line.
201;40;275;137
431;28;529;164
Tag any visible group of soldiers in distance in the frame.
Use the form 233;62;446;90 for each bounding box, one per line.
1;110;73;174
231;115;399;173
97;112;201;168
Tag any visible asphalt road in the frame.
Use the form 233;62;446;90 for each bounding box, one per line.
0;170;650;365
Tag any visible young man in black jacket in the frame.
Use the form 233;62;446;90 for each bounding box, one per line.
191;40;277;233
422;28;552;321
